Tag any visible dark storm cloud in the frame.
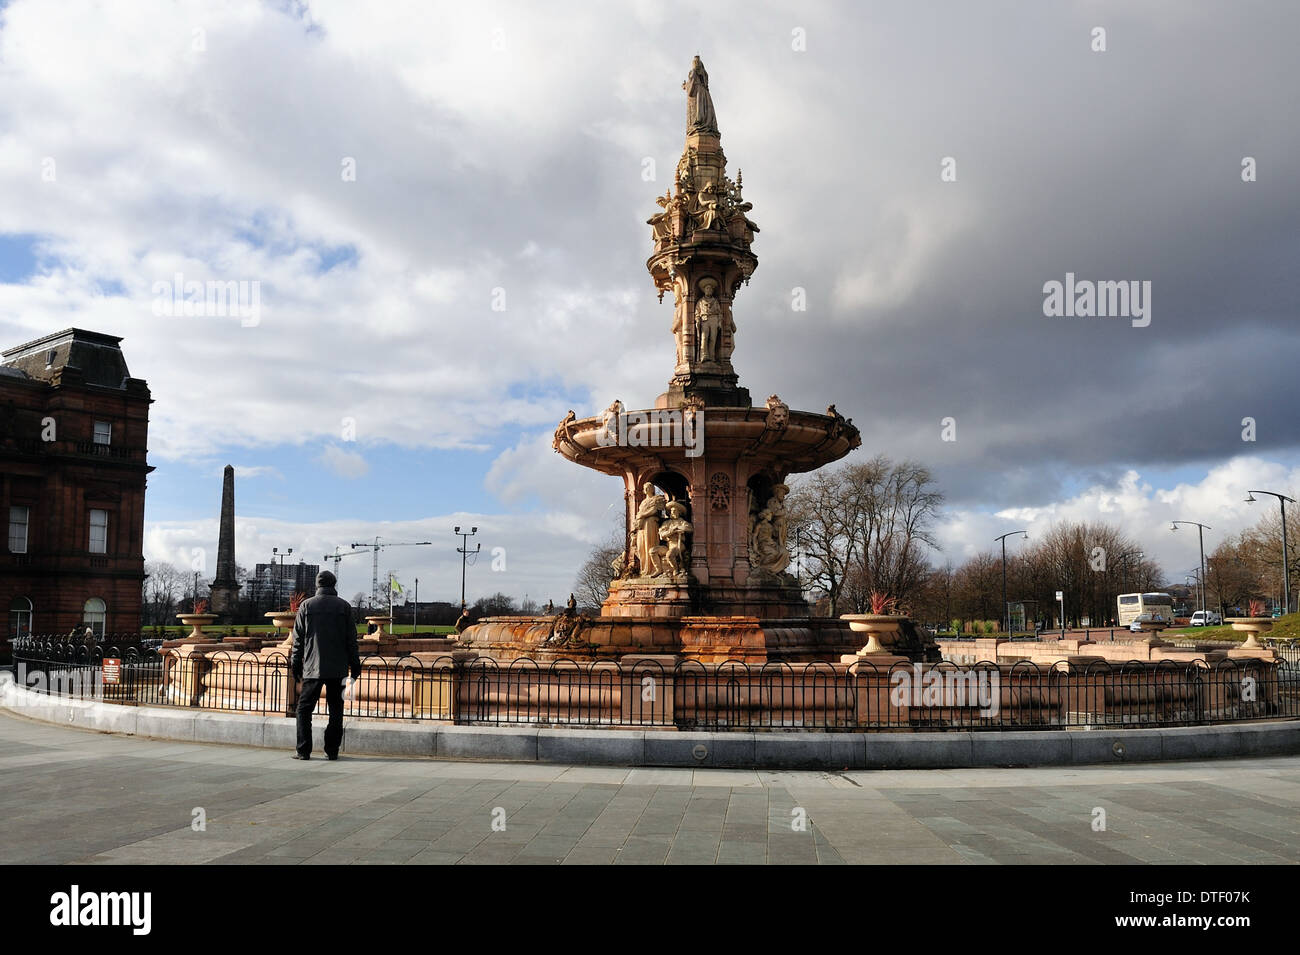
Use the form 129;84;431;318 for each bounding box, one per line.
685;1;1300;511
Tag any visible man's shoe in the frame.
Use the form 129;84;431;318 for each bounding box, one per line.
325;753;338;761
292;753;310;760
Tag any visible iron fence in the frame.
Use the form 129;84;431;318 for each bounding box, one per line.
9;635;1299;732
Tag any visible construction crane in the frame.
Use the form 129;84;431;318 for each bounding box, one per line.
350;537;433;610
322;546;369;593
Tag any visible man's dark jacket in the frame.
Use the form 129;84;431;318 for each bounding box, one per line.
291;587;361;680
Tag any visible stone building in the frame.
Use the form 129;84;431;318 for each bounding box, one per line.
247;561;321;610
0;328;152;639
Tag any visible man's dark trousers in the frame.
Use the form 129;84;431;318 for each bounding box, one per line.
296;678;345;758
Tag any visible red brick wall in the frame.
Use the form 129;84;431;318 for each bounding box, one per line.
1;372;152;638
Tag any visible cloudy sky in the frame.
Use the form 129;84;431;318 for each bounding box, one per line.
2;0;1297;605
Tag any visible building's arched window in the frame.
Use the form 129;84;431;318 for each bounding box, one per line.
9;597;32;639
82;598;107;638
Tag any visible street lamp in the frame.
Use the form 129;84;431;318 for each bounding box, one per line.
270;546;293;610
454;526;480;610
994;530;1028;636
1246;490;1296;615
1170;522;1209;615
1184;568;1201;614
1116;550;1144;594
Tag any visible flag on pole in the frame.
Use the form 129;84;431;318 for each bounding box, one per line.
390;574;404;595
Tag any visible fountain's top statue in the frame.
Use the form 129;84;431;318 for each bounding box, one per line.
683;55;719;134
645;56;760;409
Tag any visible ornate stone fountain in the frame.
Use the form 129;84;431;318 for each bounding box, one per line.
463;58;933;664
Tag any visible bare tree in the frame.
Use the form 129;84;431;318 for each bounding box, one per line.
471;593;518;616
952;551;1003;627
143;561;187;628
573;529;623;611
788;456;943;615
1241;507;1300;611
1014;521;1164;628
848;457;943;610
1205;536;1258;615
786;468;859;616
897;562;948;627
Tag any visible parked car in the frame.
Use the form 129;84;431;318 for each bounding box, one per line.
1189;611;1222;626
1129;611;1169;632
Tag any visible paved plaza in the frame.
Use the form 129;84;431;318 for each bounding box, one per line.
1;711;1298;865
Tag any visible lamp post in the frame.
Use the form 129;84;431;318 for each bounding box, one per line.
1246;490;1295;616
994;530;1028;636
1116;550;1144;594
455;526;480;610
1170;522;1209;615
271;546;293;611
1184;569;1200;617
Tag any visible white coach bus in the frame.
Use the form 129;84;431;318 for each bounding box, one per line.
1116;592;1175;627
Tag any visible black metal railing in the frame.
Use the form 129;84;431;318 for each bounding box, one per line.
9;635;1298;733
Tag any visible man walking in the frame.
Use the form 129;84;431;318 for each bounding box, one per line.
290;570;361;760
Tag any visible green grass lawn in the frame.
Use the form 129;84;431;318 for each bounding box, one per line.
1164;615;1299;643
1163;624;1239;641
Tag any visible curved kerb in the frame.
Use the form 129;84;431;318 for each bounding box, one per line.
3;672;1297;770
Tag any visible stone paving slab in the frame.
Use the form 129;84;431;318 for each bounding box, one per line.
1;710;1299;865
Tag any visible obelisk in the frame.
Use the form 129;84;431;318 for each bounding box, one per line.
208;465;241;622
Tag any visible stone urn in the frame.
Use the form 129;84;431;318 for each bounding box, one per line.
1134;618;1169;641
1225;616;1273;649
840;614;904;655
365;615;396;648
266;610;297;648
175;613;218;642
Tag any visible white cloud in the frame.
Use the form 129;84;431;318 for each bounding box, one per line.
223;464;281;480
483;429;619;538
316;444;370;479
935;457;1300;580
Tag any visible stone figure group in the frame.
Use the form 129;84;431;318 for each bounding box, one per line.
629;483;693;579
748;483;791;575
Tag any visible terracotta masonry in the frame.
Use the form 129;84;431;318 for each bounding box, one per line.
461;59;932;665
943;635;1279;668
